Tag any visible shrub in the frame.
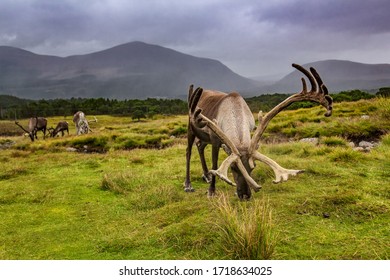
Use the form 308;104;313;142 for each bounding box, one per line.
113;134;170;150
120;138;144;150
375;97;390;120
68;136;109;153
170;126;187;136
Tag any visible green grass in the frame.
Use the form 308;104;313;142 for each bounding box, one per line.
265;98;390;141
0;98;389;260
213;193;276;259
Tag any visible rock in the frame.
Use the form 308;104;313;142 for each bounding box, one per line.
66;147;78;152
361;115;370;120
353;140;379;152
0;140;16;150
348;142;355;148
353;147;365;152
300;137;319;145
359;141;375;150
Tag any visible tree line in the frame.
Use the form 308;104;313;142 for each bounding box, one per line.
0;97;188;120
0;88;388;120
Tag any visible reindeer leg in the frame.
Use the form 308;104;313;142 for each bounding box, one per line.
208;144;220;197
184;130;196;192
253;151;303;183
196;140;212;183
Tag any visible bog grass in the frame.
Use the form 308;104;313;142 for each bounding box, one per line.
0;98;389;260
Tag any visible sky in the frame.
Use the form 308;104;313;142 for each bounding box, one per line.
1;0;390;78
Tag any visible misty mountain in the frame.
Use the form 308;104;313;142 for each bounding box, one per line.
0;42;256;100
265;60;390;94
1;43;389;100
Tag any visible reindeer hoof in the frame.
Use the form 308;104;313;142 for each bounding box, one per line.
207;191;216;197
183;183;195;192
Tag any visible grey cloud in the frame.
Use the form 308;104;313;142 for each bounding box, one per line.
0;0;389;77
252;0;390;35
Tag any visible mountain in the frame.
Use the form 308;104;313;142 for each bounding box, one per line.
1;43;389;100
267;60;390;94
0;42;256;100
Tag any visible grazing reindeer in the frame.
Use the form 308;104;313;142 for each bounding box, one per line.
185;64;333;199
72;111;97;135
48;121;69;137
15;117;48;142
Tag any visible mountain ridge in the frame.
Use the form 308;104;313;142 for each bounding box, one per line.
0;42;256;100
1;42;389;100
265;59;390;94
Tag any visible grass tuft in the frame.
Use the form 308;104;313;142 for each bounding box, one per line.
321;136;348;147
329;147;363;162
101;173;132;194
213;193;276;260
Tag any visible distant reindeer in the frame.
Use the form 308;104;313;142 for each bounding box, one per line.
72;111;97;135
48;121;69;137
15;117;48;142
185;64;333;199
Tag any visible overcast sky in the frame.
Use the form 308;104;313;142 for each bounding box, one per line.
1;0;389;78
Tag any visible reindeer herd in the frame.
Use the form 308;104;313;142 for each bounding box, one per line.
10;64;333;199
14;111;96;141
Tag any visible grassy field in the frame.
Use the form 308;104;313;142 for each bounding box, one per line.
0;98;389;259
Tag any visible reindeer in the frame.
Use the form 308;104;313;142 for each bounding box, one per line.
15;117;48;142
72;111;97;135
48;121;69;137
184;64;333;199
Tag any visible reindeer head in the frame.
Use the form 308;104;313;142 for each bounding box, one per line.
15;121;35;141
189;64;333;199
47;127;55;137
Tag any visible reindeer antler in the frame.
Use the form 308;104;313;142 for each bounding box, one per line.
15;121;35;141
15;121;30;134
195;110;261;192
248;63;333;182
249;64;332;154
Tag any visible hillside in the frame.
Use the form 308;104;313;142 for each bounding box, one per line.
0;98;389;260
0;42;256;100
265;60;390;94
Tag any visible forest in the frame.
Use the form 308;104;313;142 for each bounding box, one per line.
0;88;388;120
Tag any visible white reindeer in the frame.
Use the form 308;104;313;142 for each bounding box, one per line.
73;111;90;135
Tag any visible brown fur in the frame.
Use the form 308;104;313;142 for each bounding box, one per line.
185;88;255;199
